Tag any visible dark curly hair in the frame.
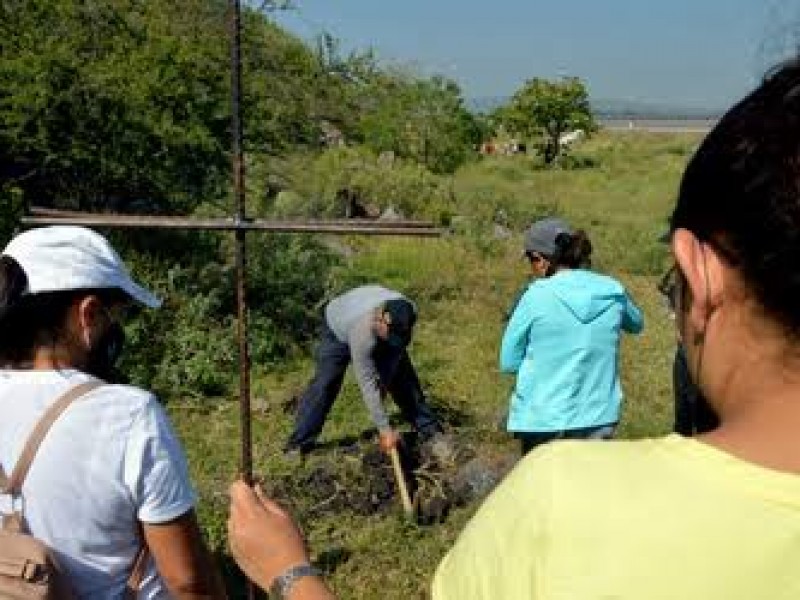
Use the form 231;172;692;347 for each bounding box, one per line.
670;58;800;337
551;230;592;269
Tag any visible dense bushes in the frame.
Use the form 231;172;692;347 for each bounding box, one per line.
115;228;338;398
265;147;455;223
0;0;484;400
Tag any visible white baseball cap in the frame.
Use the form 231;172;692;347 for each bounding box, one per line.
1;226;161;308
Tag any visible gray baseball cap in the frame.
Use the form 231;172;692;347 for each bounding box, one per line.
524;217;573;257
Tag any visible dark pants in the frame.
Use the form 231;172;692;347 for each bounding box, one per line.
673;345;719;435
286;323;441;450
515;423;616;455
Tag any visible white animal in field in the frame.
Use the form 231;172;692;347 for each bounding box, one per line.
559;129;585;147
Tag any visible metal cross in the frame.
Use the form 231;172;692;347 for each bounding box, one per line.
15;2;440;597
18;8;439;596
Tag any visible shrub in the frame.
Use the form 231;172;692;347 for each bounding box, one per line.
262;147;455;223
119;228;338;400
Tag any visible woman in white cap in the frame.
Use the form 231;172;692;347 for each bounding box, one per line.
500;217;643;454
0;226;225;598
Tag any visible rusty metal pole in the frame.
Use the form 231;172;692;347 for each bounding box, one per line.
229;0;252;486
229;2;256;598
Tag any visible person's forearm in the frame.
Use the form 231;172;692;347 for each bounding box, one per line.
169;592;226;600
362;387;390;431
348;322;391;430
351;356;390;429
145;511;228;600
164;575;227;600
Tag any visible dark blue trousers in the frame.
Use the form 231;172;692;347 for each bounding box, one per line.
286;323;441;450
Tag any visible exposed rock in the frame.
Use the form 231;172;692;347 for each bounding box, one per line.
378;205;404;221
493;223;512;239
450;454;516;506
319;237;356;259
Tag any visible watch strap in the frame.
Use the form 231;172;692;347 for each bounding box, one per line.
269;563;322;599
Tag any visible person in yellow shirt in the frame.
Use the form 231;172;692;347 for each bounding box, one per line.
432;57;800;599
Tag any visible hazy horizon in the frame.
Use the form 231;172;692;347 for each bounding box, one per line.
274;1;798;113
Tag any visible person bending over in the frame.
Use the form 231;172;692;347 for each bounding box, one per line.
284;285;445;457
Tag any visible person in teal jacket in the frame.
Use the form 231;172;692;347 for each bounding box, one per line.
500;217;643;453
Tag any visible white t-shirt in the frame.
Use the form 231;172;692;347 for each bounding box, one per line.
0;369;197;599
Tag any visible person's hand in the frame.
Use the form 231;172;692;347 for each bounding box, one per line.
378;429;401;453
228;480;309;591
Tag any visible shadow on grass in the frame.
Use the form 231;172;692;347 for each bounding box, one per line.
312;395;473;452
216;547;351;599
313;428;376;452
430;398;474;429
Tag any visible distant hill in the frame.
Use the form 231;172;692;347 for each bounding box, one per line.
467;95;724;119
466;96;507;114
591;98;723;120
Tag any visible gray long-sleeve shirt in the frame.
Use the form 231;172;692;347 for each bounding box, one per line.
325;285;407;431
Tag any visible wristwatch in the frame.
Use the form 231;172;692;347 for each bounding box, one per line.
269;563;322;599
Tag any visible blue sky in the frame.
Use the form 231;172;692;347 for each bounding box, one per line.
273;0;798;110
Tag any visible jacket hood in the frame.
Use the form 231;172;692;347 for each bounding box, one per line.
544;270;627;323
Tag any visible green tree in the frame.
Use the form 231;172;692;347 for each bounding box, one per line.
357;73;481;173
501;76;597;165
0;0;232;212
0;0;326;212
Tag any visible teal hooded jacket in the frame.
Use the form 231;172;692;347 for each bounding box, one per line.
500;269;643;433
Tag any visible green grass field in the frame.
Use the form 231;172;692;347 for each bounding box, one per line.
168;130;705;599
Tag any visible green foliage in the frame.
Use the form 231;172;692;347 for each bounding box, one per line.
498;76;597;165
116;227;338;399
0;1;349;212
355;74;482;174
0;185;24;245
0;0;232;211
267;147;455;222
240;14;327;154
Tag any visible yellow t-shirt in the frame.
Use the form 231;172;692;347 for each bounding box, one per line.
432;435;800;600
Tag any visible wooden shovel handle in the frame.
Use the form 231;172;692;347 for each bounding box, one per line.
389;447;414;514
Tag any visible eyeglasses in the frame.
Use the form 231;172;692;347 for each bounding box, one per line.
657;264;679;312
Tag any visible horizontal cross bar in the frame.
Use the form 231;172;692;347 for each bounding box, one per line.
22;209;442;236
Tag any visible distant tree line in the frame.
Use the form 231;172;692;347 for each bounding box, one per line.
0;0;484;221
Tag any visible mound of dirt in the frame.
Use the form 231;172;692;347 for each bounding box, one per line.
261;434;517;525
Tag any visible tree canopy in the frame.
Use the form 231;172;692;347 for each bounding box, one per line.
497;76;597;165
0;0;480;216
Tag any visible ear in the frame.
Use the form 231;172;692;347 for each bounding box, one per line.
73;295;104;347
672;228;726;337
